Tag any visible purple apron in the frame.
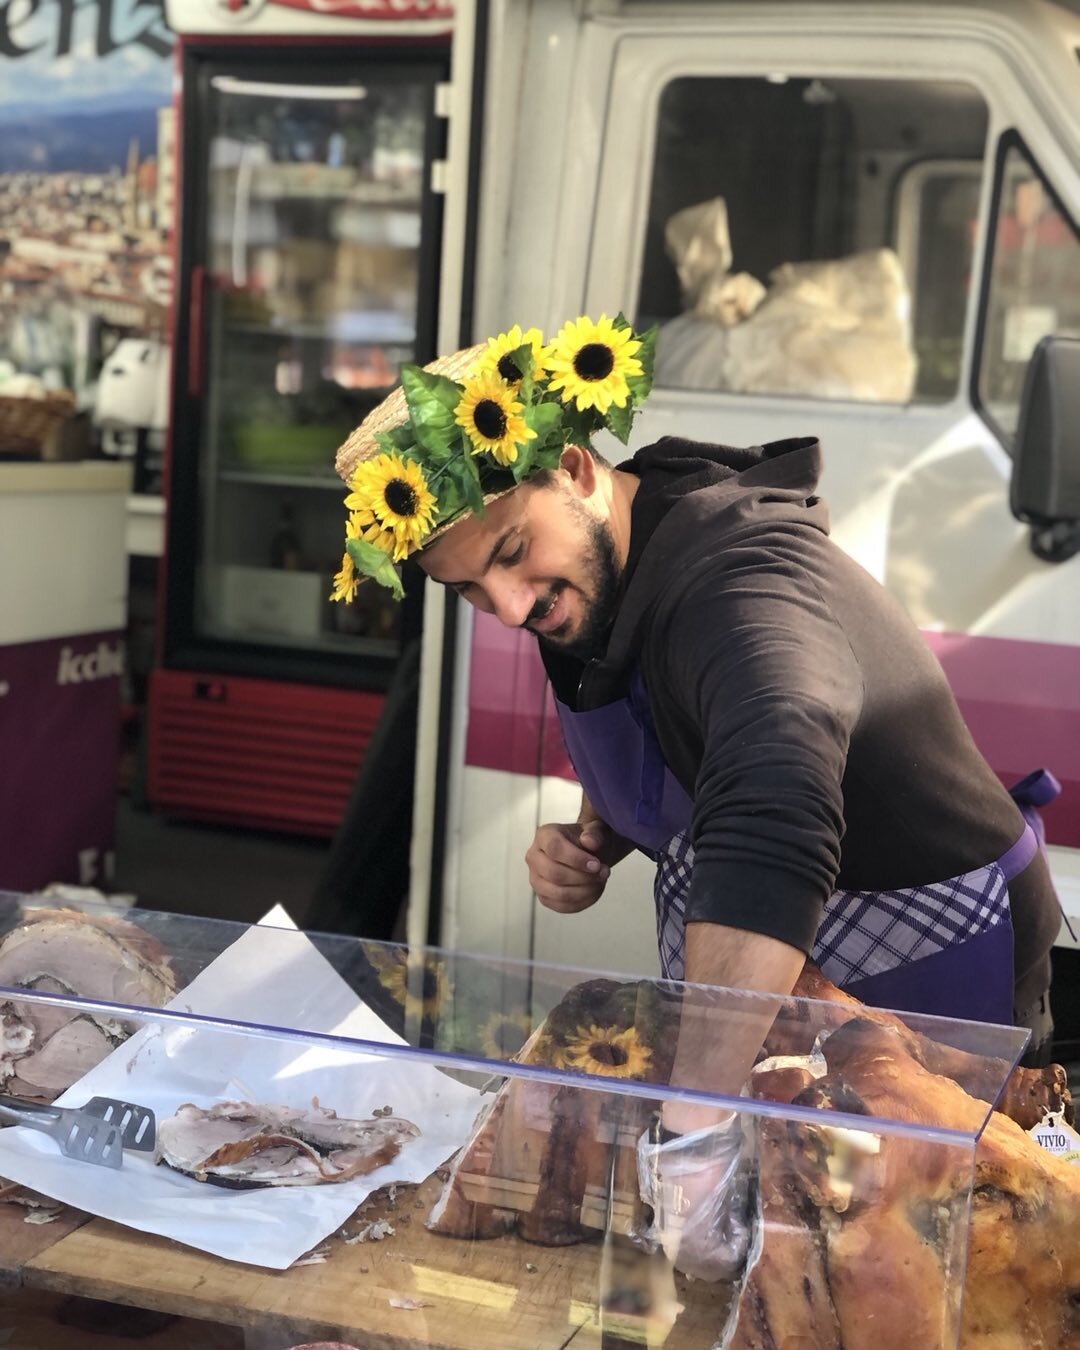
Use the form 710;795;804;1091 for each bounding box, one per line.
555;671;1051;1026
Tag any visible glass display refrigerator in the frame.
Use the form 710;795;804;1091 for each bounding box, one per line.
150;3;452;835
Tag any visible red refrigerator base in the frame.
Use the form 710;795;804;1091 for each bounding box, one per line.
148;668;385;837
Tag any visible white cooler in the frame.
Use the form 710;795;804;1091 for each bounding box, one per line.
0;462;132;890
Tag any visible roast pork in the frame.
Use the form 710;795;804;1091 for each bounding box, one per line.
158;1101;421;1188
0;908;178;1100
427;967;1079;1348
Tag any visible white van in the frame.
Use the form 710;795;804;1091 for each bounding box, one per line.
414;0;1080;983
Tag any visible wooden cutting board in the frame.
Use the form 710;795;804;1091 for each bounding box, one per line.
22;1177;734;1349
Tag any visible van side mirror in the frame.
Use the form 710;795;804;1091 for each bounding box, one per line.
1011;334;1080;562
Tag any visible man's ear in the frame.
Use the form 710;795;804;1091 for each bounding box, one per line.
559;444;599;498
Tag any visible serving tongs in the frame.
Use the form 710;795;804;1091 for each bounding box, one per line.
0;1095;156;1169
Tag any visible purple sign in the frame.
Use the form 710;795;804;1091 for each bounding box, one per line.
0;630;124;890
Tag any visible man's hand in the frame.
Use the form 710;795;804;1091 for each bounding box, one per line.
637;1114;754;1283
526;820;617;914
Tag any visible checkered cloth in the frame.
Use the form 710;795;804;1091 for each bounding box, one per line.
654;831;695;979
651;832;1011;985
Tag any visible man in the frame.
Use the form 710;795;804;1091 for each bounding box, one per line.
330;316;1062;1267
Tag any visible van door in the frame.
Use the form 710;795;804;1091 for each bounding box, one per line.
572;13;1080;955
447;3;1080;974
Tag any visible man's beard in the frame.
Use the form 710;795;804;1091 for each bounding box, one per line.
528;516;622;662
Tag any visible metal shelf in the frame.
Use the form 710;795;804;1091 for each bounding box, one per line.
218;469;346;490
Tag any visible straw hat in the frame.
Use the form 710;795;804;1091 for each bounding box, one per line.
334;344;486;485
329;314;654;598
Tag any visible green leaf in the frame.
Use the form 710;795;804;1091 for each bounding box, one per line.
605;397;634;446
534;441;566;473
433;469;465;523
511;438;537;484
502;342;536;402
400;366;464;461
513;400;564;481
443;451;486;518
560;401;603;448
523;399;562;446
401;364;462;415
347;537;404;600
626;322;658;404
374;425;416;457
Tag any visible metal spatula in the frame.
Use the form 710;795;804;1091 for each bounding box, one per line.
78;1097;156;1151
0;1095;124;1169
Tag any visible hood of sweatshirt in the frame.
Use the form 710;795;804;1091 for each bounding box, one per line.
576;434;829;705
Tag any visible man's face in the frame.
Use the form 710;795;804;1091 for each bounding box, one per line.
419;472;622;660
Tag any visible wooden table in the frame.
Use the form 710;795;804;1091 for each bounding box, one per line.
1;1180;733;1349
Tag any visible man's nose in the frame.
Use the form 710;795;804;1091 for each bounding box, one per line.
488;576;535;629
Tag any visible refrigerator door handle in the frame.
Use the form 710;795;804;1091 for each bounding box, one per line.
187;263;207;398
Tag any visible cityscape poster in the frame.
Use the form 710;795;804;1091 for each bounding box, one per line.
0;0;175;445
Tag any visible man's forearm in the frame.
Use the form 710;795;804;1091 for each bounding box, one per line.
663;922;806;1133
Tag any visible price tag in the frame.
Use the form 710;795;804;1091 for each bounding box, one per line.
1028;1110;1080;1164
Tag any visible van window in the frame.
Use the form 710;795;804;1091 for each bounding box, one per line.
639;77;988;404
976;137;1080;443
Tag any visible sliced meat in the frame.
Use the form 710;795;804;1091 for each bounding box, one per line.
0;909;178;1100
0;910;176;1012
293;1106;419;1154
5;1018;118;1098
157;1101;419;1188
0;1006;35;1075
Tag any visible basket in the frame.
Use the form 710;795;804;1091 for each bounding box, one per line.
0;390;77;455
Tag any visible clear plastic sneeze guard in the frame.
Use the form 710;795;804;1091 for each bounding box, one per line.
0;891;1069;1350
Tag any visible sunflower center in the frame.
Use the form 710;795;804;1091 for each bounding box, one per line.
496;353;523;383
573;342;615;382
384;478;418;517
474;398;508;439
589;1040;628;1067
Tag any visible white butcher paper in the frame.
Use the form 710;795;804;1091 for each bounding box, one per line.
0;905;484;1268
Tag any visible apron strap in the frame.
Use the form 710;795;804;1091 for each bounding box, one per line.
629;673;669;831
997;823;1038;882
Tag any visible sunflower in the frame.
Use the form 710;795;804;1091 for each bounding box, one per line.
554;1023;652;1079
478;1009;534;1061
471;324;546;388
329;512;391;601
345;453;437;562
330;522;361;603
371;949;450;1022
454;373;537;466
544;314;643;415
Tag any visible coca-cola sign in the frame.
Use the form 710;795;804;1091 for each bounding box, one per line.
267;0;453;15
174;0;452;28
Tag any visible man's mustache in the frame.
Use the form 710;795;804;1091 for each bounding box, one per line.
524;583;567;628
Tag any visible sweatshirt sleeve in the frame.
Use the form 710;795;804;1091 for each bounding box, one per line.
651;524;864;953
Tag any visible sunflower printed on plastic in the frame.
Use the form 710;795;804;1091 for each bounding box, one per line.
478;1009;535;1060
554;1022;653;1079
